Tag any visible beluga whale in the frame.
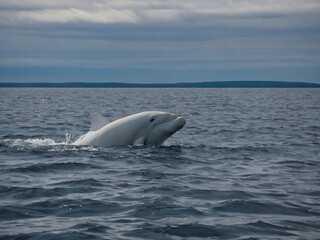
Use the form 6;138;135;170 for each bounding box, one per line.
74;111;186;147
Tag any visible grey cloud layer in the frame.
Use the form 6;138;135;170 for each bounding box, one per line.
1;0;320;24
0;0;319;82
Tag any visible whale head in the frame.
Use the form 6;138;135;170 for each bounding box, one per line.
142;111;186;145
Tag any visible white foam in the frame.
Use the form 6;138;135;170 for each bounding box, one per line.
4;137;101;152
12;138;60;147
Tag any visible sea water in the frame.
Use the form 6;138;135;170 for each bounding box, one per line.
0;88;319;239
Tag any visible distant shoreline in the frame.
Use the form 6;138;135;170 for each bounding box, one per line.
0;81;320;88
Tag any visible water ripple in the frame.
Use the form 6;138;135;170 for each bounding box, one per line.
0;88;319;239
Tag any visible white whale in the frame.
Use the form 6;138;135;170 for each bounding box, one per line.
74;111;186;147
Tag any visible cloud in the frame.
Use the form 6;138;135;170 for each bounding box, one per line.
10;9;138;24
1;0;320;25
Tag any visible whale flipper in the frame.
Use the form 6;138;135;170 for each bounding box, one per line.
89;113;109;131
134;136;146;145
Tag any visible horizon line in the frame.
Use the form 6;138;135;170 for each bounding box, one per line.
0;80;320;88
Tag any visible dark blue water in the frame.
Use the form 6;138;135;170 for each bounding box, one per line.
0;88;319;239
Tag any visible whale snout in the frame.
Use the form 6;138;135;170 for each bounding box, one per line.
175;116;186;129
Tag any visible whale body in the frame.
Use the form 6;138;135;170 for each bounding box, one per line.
74;111;186;147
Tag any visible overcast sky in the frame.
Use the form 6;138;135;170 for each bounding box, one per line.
0;0;319;83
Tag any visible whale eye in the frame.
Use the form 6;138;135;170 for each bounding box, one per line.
150;117;155;122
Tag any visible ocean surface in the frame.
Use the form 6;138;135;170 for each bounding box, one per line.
0;88;319;240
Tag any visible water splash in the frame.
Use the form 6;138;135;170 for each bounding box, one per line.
12;138;58;146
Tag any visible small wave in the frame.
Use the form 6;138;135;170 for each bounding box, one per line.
280;220;320;233
127;223;236;239
71;222;111;234
131;198;205;220
0;198;124;221
183;189;255;201
50;178;105;187
275;159;319;167
183;144;274;152
1;232;104;240
214;200;319;216
3;162;98;175
246;220;297;233
0;185;99;201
